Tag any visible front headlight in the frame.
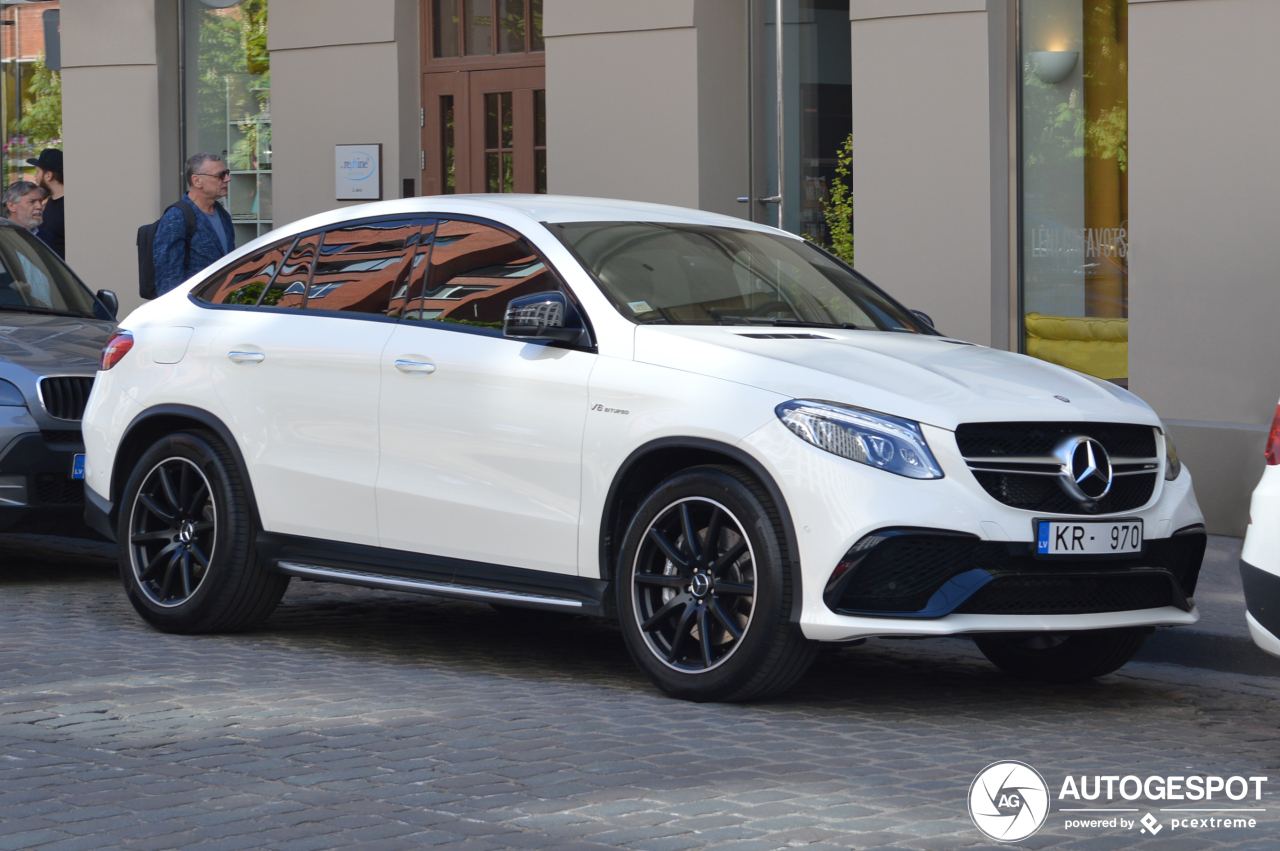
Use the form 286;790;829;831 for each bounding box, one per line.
0;379;25;407
776;400;943;479
1164;431;1182;481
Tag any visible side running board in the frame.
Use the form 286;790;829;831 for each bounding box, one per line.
276;561;588;611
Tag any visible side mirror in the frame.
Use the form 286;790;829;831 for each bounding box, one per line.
96;289;119;320
504;291;589;346
910;309;936;330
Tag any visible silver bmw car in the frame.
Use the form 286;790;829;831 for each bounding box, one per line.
0;218;118;536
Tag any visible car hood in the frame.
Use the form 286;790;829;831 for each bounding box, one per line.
633;326;1160;431
0;313;115;372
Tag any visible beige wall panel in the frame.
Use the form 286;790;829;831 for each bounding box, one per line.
268;0;396;50
850;0;984;21
545;0;694;37
1128;0;1280;534
271;43;402;229
695;4;749;219
1129;0;1280;425
63;64;162;322
546;29;700;208
61;0;156;68
849;12;992;344
1166;423;1267;537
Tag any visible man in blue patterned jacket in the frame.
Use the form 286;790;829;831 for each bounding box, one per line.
153;152;236;296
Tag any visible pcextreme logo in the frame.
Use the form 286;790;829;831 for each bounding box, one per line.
968;762;1269;842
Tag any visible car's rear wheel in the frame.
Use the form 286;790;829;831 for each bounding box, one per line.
616;465;817;702
973;628;1148;683
119;429;288;633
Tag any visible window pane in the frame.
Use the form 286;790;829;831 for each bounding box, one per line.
1020;0;1128;383
485;92;500;149
486;152;502;193
0;229;96;317
535;150;547;194
497;0;526;53
500;92;513;148
433;0;460;58
441;96;456;194
182;0;270;231
530;0;543;51
305;219;423;315
397;221;440;321
534;89;546;147
422;220;560;328
194;237;292;306
260;232;319;309
465;0;493;55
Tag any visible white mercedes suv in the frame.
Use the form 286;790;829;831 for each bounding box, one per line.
82;196;1205;701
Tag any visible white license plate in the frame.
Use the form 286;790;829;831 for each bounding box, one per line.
1036;519;1143;556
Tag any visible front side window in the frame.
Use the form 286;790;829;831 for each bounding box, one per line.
0;228;98;318
408;219;561;329
304;219;424;316
552;222;925;332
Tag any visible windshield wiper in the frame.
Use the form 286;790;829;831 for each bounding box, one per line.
0;304;86;318
768;318;863;330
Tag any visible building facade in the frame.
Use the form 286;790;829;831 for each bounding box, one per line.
59;0;1279;534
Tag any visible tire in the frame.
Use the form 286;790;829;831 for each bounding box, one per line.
615;464;817;702
117;429;288;634
973;628;1149;683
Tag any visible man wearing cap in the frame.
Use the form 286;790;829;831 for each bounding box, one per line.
28;148;64;258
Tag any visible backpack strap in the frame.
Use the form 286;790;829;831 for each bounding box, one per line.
174;196;199;276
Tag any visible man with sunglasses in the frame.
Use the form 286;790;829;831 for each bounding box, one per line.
153;152;236;296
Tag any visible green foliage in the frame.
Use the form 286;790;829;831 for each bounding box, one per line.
18;54;61;146
192;0;269;162
820;133;855;265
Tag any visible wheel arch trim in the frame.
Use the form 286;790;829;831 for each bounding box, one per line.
110;404;262;534
599;436;803;625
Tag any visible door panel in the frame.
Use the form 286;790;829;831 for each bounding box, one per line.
211;313;394;547
377;324;594;574
423;72;471;196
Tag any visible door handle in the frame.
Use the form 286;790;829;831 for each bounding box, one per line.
228;351;265;364
394;359;436;374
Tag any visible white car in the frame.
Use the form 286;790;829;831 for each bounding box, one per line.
1241;401;1280;657
82;196;1205;702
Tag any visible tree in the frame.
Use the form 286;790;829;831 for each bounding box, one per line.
18;53;61;146
820;133;855;265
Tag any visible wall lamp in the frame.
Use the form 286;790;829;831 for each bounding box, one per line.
1029;50;1079;84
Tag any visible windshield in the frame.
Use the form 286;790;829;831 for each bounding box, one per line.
0;226;100;318
550;221;926;332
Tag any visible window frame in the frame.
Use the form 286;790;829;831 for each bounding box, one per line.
426;0;545;65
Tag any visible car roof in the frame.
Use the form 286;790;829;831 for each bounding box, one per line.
240;195;791;254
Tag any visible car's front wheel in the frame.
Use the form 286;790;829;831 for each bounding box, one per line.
616;465;817;702
118;429;288;633
973;628;1149;683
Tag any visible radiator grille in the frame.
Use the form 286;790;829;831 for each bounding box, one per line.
38;376;95;421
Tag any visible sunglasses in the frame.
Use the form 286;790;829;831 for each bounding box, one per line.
197;170;232;180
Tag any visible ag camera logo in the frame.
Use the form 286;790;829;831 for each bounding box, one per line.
969;761;1050;842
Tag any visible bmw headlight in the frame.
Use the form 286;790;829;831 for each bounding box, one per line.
776;400;943;479
0;379;24;407
1164;431;1181;481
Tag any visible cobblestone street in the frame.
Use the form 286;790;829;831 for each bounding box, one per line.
2;535;1278;851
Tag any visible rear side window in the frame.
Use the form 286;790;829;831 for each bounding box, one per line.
259;233;320;309
192;237;293;306
410;219;561;329
304;218;423;317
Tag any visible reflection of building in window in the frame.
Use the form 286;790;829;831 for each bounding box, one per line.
305;220;419;314
416;220;557;325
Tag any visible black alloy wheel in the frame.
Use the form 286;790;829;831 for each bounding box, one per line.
631;496;757;672
119;430;288;634
128;457;216;607
616;465;818;702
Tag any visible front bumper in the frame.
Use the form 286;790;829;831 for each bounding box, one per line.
0;428;90;534
741;417;1207;642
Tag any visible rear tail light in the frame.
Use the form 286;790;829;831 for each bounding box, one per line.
1267;401;1280;466
100;330;134;371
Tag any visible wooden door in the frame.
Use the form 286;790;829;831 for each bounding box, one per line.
423;67;545;196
